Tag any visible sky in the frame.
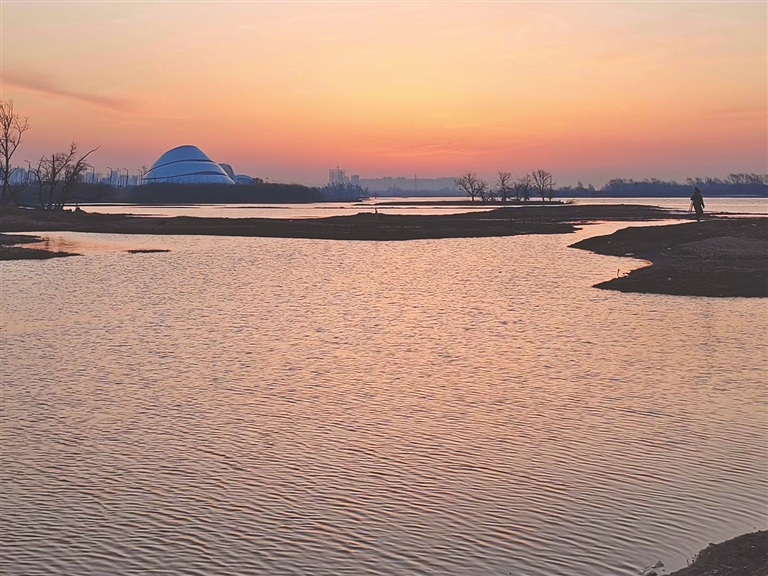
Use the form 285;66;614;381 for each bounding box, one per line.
1;1;766;187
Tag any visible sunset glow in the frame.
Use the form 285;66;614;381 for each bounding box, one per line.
2;1;766;185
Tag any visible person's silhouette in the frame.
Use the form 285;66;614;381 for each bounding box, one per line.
691;187;705;221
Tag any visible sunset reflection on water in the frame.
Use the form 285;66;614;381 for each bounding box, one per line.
1;223;765;576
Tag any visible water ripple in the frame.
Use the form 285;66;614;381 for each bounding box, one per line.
1;227;766;575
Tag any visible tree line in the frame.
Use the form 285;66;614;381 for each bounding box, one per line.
455;170;556;203
3;99;765;209
573;175;767;197
1;100;104;209
453;171;767;201
118;182;322;204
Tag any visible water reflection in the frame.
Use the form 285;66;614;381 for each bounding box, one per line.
1;223;765;576
79;197;767;219
13;232;172;256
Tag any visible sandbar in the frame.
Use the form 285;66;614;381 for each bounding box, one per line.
570;218;767;297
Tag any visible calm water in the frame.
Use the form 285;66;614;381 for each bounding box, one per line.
82;196;768;219
1;221;766;575
80;199;494;219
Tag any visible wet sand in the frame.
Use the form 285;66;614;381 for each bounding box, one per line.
570;218;768;297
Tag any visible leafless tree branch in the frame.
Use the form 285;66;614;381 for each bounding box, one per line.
1;100;31;207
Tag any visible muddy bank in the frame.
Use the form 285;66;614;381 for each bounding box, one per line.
570;218;768;297
373;199;563;207
0;204;675;242
667;531;767;576
0;233;78;261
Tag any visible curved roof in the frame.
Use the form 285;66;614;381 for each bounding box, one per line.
144;145;235;184
219;163;236;179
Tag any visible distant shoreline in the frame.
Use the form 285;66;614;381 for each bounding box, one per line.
49;193;768;210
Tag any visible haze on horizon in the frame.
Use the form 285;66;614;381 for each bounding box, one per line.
1;1;766;187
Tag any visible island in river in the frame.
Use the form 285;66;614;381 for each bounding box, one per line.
0;203;673;241
1;204;766;297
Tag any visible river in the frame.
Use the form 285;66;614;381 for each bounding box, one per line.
78;195;767;219
0;216;766;575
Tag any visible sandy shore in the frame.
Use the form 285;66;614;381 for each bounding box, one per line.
570;218;767;297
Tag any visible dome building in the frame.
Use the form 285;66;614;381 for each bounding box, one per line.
218;163;236;180
143;145;235;185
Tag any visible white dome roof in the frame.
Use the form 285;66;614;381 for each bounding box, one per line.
219;163;236;179
144;145;235;184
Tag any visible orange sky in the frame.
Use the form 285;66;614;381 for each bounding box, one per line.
2;1;766;186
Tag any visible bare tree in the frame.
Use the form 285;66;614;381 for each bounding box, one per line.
30;152;70;210
547;180;557;202
1;100;30;207
531;169;555;201
495;171;512;203
455;171;489;202
6;168;31;206
478;179;493;202
514;173;531;202
29;143;100;210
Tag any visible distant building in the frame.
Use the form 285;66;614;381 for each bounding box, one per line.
350;175;360;186
144;145;235;185
9;167;28;184
219;163;236;180
218;163;257;185
329;167;348;186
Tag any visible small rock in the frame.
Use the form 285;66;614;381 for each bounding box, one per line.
641;560;664;575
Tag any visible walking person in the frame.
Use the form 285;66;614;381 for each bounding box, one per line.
691;187;705;221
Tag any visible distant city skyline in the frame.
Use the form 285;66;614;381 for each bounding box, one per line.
2;2;766;188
